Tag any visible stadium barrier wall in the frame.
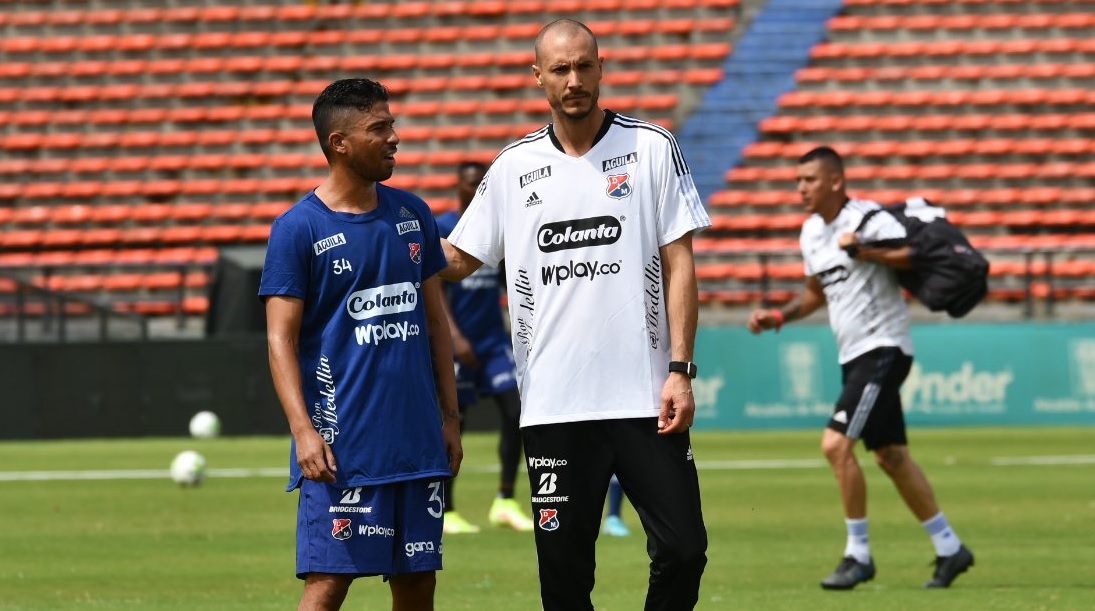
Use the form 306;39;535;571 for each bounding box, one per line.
3;322;1093;440
0;339;283;440
0;336;505;440
693;322;1095;430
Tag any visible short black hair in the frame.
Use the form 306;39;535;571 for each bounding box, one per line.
312;79;390;161
457;161;488;176
798;146;844;175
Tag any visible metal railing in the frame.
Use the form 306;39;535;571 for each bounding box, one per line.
0;272;148;342
698;247;1095;320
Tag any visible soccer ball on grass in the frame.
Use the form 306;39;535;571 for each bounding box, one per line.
188;411;221;439
170;450;207;487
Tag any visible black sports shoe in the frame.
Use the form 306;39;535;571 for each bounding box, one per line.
820;556;876;590
925;544;974;588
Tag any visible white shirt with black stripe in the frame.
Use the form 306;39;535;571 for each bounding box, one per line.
801;198;914;364
448;110;711;427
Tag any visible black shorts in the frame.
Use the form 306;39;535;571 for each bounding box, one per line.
830;347;913;450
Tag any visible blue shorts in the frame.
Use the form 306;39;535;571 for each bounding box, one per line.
454;342;518;407
296;477;445;579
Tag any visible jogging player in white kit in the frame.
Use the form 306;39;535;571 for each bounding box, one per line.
440;19;710;611
748;146;974;591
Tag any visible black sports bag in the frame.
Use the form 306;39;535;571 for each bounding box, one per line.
852;197;990;318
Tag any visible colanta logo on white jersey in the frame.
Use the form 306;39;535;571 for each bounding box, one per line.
537;216;622;253
346;282;418;320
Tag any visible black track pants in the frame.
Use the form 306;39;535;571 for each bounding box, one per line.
522;418;708;611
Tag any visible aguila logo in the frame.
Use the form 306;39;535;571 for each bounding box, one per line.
408;243;421;264
537;216;622;253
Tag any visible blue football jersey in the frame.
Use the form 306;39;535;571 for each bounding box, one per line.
260;186;451;490
435;210;510;353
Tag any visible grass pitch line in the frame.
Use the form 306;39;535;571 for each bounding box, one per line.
697;458;826;469
989;454;1095;466
0;461;825;483
1;454;1092;483
0;467;289;482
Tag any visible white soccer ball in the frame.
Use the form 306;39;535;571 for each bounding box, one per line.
188;411;221;439
170;450;207;487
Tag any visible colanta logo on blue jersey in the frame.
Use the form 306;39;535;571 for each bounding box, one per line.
346;283;418;321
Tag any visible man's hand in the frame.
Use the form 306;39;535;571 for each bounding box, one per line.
747;309;783;334
452;333;480;369
442;417;464;477
295;428;337;483
658;374;696;434
838;231;858;251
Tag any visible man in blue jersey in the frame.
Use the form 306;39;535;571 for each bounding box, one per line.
260;78;462;611
435;161;535;535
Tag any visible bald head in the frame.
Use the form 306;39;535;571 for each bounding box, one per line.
534;19;598;64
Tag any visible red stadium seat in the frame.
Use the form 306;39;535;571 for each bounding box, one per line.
80;228;122;247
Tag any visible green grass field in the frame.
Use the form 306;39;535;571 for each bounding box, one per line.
1;427;1092;610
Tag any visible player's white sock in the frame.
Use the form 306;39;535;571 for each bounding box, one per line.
922;511;962;557
843;517;871;564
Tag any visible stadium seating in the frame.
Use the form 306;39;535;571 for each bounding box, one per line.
702;0;1095;311
0;0;742;329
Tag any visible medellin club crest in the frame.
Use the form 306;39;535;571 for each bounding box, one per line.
331;519;352;541
408;243;422;264
606;174;632;199
538;508;560;531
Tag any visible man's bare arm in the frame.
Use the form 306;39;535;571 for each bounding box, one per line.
266;295;337;482
422;275;464;477
747;276;826;333
439;239;484;282
658;232;700;434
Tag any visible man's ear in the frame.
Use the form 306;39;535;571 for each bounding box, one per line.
532;65;543;87
830;173;845;194
328;132;346;155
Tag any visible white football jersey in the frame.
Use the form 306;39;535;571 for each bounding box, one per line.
448;111;711;426
800;198;914;364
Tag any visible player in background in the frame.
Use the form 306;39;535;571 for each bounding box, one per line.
441;20;710;611
435;160;535;534
601;475;630;537
748;146;974;590
260;78;462;611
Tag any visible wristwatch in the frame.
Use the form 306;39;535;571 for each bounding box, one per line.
668;361;698;379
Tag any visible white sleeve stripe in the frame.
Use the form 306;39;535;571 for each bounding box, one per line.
679;172;712;228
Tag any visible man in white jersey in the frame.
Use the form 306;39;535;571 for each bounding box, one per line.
748;146;974;590
440;19;710;611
